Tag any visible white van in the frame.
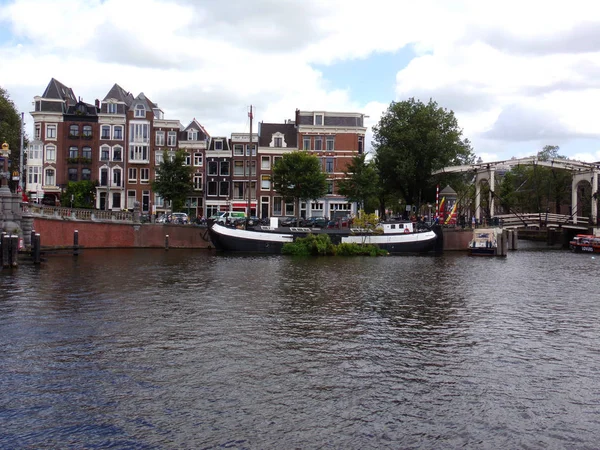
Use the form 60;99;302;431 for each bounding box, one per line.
213;211;246;225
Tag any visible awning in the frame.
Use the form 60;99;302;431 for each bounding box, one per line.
232;202;256;207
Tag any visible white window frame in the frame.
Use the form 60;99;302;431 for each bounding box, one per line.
167;131;177;147
128;167;138;183
46;124;57;140
135;104;145;117
44;168;55;186
233;144;244;156
140;168;149;184
113;125;123;140
45;144;56;162
194;153;203;166
155;131;165;146
261;156;270;170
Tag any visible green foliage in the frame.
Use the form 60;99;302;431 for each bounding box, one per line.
62;180;98;208
0;87;27;190
335;242;388;256
281;231;387;256
272;151;328;219
373;98;475;210
282;234;335;255
337;154;380;213
152;150;193;212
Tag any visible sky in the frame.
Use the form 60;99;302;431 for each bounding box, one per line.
1;0;600;163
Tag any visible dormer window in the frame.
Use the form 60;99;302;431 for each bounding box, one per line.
135;104;145;117
314;113;324;126
271;132;285;148
107;103;117;114
215;140;223;150
188;130;198;141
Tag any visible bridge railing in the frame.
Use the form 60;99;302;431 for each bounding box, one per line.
25;204;134;222
494;213;589;229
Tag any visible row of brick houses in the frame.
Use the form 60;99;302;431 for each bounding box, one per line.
27;78;367;220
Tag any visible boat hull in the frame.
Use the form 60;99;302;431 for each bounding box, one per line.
208;223;439;255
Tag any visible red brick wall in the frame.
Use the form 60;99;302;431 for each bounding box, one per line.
32;217;212;249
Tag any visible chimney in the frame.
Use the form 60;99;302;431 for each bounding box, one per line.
95;99;100;108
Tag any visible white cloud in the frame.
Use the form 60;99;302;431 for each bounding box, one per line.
1;0;600;162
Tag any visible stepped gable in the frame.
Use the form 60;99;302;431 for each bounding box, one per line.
258;122;297;147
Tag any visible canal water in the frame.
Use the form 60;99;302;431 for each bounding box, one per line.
1;243;599;449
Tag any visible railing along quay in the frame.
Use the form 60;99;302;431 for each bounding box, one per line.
26;204;134;222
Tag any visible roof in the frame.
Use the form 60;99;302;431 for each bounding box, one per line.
41;78;76;104
258;122;297;147
439;185;456;195
102;83;134;106
182;119;210;139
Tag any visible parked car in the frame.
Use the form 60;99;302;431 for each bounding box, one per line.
158;212;189;224
327;216;353;228
280;216;302;227
301;216;329;228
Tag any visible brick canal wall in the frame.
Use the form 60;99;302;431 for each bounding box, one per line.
32;217;212;249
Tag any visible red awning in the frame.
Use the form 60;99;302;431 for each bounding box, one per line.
232;202;256;207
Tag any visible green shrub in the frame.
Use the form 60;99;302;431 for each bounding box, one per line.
282;234;388;256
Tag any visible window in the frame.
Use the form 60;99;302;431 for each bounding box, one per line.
113;169;122;188
326;157;334;173
184;153;191;166
314;137;323;151
107;103;117;114
45;145;56;161
261;156;270;170
285;201;294;216
101;125;111;139
135;104;145;117
130;123;149;143
82;147;92;160
274;136;282;147
81;168;91;180
28;144;42;160
214;140;223;150
250;161;256;176
45;168;55;186
129;145;149;162
113;146;122;161
140;168;149;183
273;197;282;215
273;156;282;167
100;146;110;161
154;131;164;146
193;174;203;190
112;192;121;208
326;136;335;151
219;181;230;196
233;144;244;156
69;146;78;159
128;168;137;183
315;114;323;126
167;131;176;147
128;191;136;209
246;144;256;156
233;182;244;199
100;168;108;186
303;137;310;150
69;124;79;137
220;161;230;176
327;181;334;194
208;161;218;175
358;136;364;154
46;124;56;139
82;125;92;138
261;175;271;190
207;181;217;196
35;124;41;140
194;153;202;166
155;151;164;165
234;160;244;175
28;166;41;184
188;130;198;141
154;194;164;207
68;168;78;181
113;126;123;140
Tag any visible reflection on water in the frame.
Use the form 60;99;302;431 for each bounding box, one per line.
2;244;600;448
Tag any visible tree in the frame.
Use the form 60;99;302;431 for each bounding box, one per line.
272;151;328;223
337;154;380;213
62;180;98;209
373;98;475;212
151;150;193;213
0;87;26;190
